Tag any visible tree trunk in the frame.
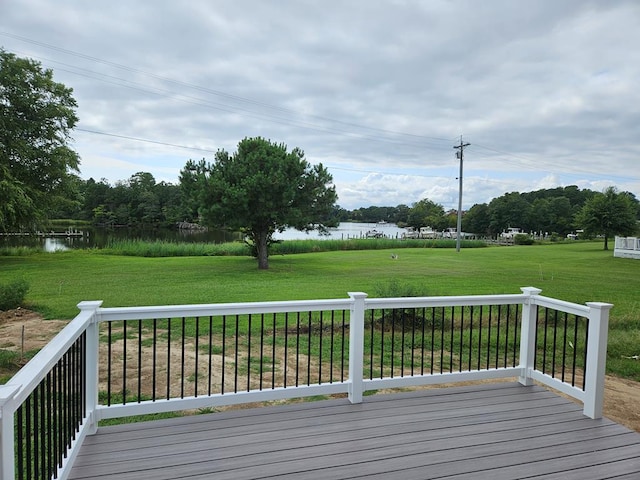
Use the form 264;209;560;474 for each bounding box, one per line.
256;232;269;269
603;235;609;251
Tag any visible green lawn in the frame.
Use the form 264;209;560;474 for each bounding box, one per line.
1;241;639;380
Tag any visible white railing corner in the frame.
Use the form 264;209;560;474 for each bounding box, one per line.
347;292;367;404
77;301;103;434
518;287;542;386
1;384;20;480
583;301;613;419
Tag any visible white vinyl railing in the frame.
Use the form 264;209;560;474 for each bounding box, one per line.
614;236;640;258
0;287;612;480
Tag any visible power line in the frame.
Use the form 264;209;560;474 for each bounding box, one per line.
75;128;219;154
74;127;452;180
1;32;454;149
43;54;452;151
6;32;637;192
472;142;640;183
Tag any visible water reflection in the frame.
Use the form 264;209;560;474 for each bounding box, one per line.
273;222;405;241
43;238;70;252
0;227;242;251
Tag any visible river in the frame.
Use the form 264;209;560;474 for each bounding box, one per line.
274;222;406;241
1;222;408;252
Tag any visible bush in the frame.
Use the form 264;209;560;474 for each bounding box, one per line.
370;279;443;328
514;234;534;245
0;279;30;311
373;278;424;298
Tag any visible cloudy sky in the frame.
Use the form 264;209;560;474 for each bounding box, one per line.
2;0;639;210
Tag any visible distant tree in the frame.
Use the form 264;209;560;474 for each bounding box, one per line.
0;49;80;231
488;193;531;235
462;203;490;235
127;172;161;226
392;204;411;225
528;196;573;236
327;205;348;225
80;178;112;221
407;199;447;230
351;205;398;223
574;186;638;250
48;173;84;219
546;197;573;235
91;204;115;226
180;137;337;269
445;210;458;229
156;181;189;226
79;173;186;227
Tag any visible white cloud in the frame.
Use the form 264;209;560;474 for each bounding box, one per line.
2;0;639;210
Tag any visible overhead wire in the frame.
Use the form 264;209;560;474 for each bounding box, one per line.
1;32;453;150
9;31;594;182
471;142;640;182
74;128;219;154
38;54;453;152
74;127;454;181
4;31;638;190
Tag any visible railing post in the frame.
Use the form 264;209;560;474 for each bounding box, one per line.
0;384;20;480
78;301;103;434
348;292;367;404
583;302;613;419
518;287;542;386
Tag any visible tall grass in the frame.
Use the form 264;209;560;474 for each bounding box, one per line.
0;238;486;258
102;239;249;257
98;238;487;257
0;246;42;256
271;238;485;254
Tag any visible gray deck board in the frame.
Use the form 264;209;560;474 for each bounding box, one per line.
68;382;640;479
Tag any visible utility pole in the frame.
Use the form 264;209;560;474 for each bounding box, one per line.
453;136;470;253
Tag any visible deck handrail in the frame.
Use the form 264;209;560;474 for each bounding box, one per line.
0;287;612;480
614;236;640;259
615;236;640;250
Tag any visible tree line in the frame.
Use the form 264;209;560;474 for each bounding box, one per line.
52;174;639;241
333;186;639;240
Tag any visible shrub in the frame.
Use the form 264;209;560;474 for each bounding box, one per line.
370;279;443;328
373;278;424;298
514;234;534;245
0;279;30;311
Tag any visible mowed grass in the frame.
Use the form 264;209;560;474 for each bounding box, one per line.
1;241;638;379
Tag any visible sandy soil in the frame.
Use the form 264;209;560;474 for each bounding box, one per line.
0;308;68;363
1;309;639;432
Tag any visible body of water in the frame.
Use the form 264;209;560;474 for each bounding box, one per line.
1;222;407;252
273;222;406;241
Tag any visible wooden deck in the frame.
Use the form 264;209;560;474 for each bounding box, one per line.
69;382;640;479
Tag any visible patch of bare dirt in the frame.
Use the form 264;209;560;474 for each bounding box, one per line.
603;375;640;432
0;308;68;357
1;309;639;433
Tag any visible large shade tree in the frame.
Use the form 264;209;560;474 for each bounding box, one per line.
574;186;638;250
0;49;80;231
180;137;337;269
